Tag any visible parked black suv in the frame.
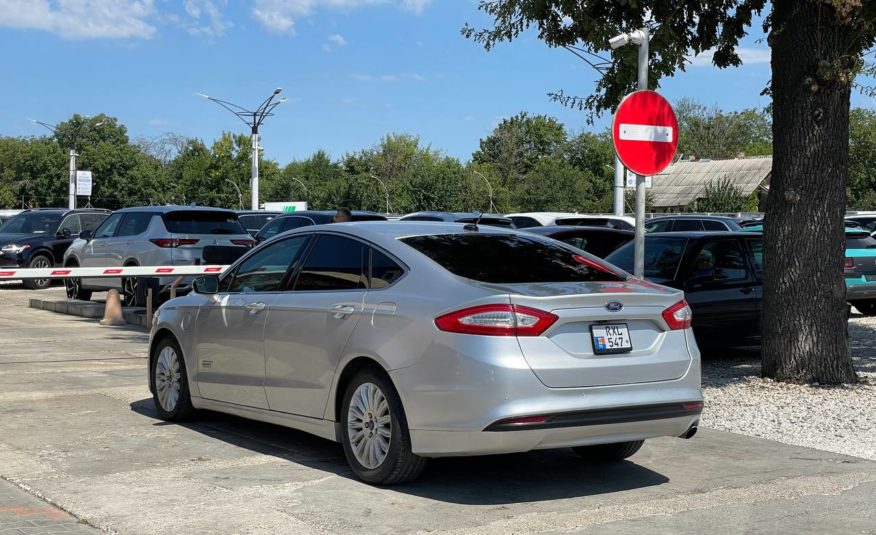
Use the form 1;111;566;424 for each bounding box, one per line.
0;208;110;289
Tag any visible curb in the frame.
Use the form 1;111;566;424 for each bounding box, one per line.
28;297;149;330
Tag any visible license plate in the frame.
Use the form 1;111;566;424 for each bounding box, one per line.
591;324;633;354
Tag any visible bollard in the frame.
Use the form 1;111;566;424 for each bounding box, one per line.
99;289;127;326
145;288;153;330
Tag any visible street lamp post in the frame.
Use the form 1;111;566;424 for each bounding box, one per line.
197;89;286;210
31;117;103;209
368;174;392;215
290;177;308;205
609;27;649;279
471;170;495;213
224;179;243;210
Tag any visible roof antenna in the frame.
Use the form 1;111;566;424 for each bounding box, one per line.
464;212;484;232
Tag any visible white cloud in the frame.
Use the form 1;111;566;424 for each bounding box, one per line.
399;0;431;14
252;0;431;34
148;117;168;126
688;47;771;67
0;0;156;39
181;0;231;39
328;33;346;45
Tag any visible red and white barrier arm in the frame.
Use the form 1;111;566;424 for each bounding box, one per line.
0;265;229;280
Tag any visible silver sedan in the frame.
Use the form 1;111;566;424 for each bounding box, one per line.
148;222;702;485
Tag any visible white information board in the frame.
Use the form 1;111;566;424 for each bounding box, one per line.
76;171;93;196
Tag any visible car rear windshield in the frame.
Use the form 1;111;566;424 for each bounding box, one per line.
455;217;515;228
400;234;625;283
162;210;247;235
847;234;876;249
605;236;689;283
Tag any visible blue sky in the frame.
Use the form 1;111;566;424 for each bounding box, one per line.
0;1;852;165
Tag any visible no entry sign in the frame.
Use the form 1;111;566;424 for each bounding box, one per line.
612;90;679;176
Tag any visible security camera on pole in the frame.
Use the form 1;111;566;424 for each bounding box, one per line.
609;28;678;279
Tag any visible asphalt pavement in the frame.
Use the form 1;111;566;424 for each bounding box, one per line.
1;283;874;534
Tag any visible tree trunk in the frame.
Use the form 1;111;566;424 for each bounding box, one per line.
762;1;857;383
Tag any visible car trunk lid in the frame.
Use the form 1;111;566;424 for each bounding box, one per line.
478;280;692;388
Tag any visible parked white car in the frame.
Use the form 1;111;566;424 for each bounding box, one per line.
506;212;635;230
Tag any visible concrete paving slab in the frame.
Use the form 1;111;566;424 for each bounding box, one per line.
1;284;875;534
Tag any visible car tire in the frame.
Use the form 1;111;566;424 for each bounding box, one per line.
853;301;876;316
573;440;645;462
121;276;140;307
151;336;195;421
23;254;53;290
63;262;92;301
340;367;426;485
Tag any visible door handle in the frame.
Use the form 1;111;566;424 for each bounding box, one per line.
330;304;356;318
245;302;266;312
740;287;754;295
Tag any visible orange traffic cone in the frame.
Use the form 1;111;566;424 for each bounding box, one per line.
99;289;126;326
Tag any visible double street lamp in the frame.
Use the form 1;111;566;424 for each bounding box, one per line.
198;88;286;210
30;117;103;209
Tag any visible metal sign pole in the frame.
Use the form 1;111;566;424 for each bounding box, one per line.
633;27;649;279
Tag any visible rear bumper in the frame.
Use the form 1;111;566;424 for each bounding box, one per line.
846;280;876;300
389;329;702;458
410;415;700;457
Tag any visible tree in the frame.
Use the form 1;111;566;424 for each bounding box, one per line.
848;108;876;209
692;178;748;213
464;1;876;384
674;99;772;159
473;112;567;183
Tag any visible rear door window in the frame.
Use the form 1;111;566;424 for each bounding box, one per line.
690;239;749;281
401;234;624;283
702;220;727;231
673;219;703;231
80;214;108;232
370;248;405;288
57;215;81;236
645;220;672;233
163;210;246;235
605;237;688;283
510;217;541;228
293;235;368;291
745;238;763;279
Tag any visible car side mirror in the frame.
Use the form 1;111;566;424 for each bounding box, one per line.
193;275;219;295
78;230;93;241
58;228;71;238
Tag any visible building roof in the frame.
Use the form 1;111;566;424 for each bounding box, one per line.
650;156;772;208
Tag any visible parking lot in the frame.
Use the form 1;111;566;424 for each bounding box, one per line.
0;284;873;534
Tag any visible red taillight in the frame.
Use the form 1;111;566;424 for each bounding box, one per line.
844;257;854;269
662;300;692;330
435;304;558;337
231;239;256;247
149;238;200;248
682;401;704;411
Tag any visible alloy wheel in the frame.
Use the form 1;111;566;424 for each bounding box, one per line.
122;277;138;307
155;346;181;412
32;257;50;288
347;382;392;469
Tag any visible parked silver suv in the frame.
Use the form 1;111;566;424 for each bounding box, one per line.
64;206;254;305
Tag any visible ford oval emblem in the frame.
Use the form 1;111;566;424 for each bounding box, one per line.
606;301;624;312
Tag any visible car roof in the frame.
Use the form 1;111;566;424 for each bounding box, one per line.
236;210;283;215
114;205;236;213
525;225;634;236
274;210;384;219
646;231;759;238
647;214;738;221
401;211;512;221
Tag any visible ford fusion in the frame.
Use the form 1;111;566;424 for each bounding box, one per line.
148;222;702;485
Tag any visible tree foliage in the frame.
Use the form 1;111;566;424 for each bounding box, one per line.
675;99;772;160
691;178;748;213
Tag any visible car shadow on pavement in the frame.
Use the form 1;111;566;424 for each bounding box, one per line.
130;398;669;504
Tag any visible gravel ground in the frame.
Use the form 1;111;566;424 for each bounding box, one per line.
701;311;876;461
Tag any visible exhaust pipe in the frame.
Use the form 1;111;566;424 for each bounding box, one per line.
679;425;698;439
